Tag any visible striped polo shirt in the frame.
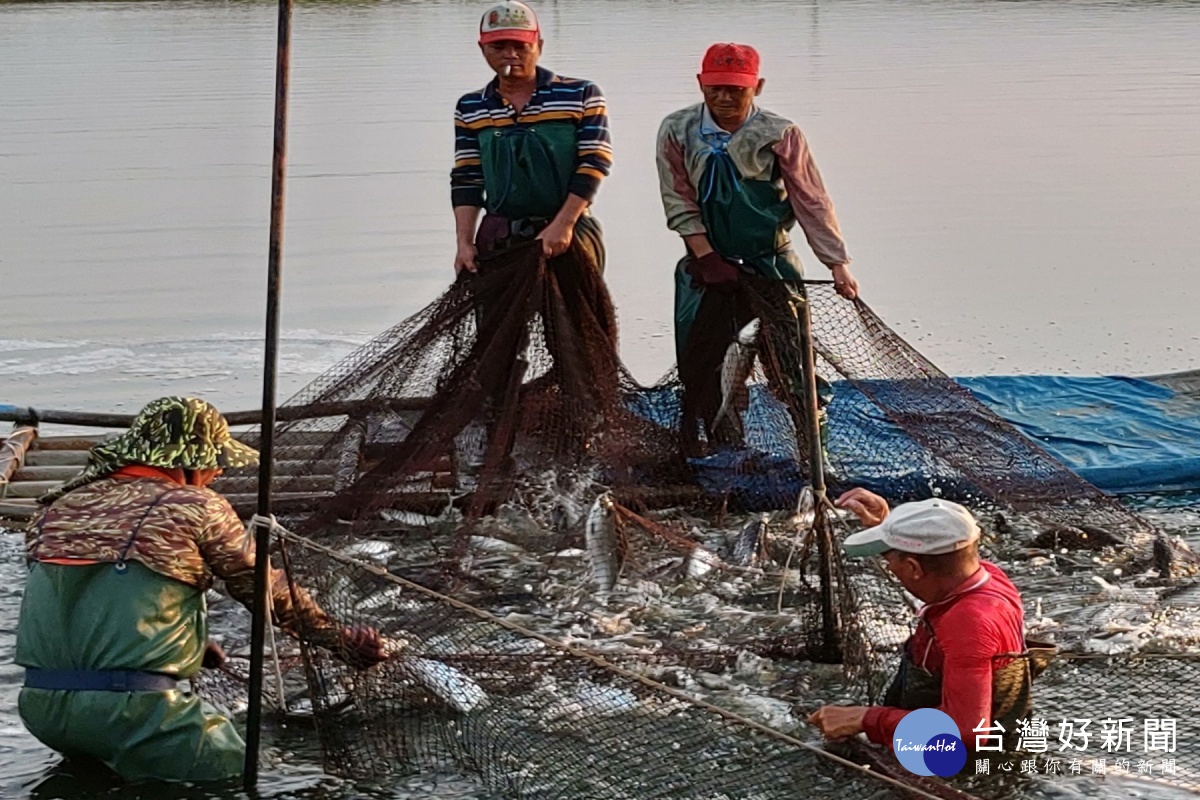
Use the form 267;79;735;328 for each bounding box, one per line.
451;66;613;210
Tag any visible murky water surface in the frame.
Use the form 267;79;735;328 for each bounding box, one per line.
3;0;1199;797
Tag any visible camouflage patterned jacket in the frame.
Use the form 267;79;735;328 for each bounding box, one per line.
26;473;341;650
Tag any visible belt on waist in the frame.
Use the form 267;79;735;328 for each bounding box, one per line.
23;668;179;692
506;218;550;238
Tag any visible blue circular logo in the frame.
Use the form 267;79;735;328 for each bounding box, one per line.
892;708;967;777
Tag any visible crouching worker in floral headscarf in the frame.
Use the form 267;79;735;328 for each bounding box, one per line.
15;396;386;783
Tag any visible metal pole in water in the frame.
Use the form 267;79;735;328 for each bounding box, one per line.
244;0;293;788
793;288;841;662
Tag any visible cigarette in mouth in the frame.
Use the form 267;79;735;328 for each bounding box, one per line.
503;65;513;77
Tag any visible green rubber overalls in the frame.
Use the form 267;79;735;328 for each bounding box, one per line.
675;128;833;451
882;615;1056;754
480;120;577;224
16;559;244;782
475;119;605;270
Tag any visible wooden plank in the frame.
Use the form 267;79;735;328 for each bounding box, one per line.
265;459;337;476
221;490;456;517
213;475;335;494
225;492;332;516
8;458;334;489
31;436;110;451
0;498;38;523
9;459;334;483
27;436;331;461
3;481;61;499
24;450;90;467
209;460;338;482
12;465;83;482
268;444;330;460
237;430;338;448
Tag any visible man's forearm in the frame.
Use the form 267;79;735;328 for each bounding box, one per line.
551;193;591;229
683;233;715;259
455;205;482;245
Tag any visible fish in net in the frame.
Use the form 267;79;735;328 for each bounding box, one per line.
201;239;1198;798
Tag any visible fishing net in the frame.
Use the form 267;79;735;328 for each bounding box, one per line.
201;240;1199;798
189;528;1200;800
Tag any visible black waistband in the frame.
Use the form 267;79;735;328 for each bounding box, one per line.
24;668;179;692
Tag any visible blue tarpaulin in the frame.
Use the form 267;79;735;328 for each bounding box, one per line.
629;372;1200;508
959;374;1200;495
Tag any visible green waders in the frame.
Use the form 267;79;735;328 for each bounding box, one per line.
468;117;615;458
674;145;833;453
479;120;578;223
16;561;244;782
474;116;607;283
882;618;1057;757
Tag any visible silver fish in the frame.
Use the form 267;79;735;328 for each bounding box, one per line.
340;540;394;565
382;636;489;713
731;514;770;566
380;509;440;528
402;656;490;714
354;585;421;613
686;545;722;578
585;493;619;593
714;318;760;436
468;535;526;554
792;485;815;528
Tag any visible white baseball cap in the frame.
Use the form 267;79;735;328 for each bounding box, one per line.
842;498;981;558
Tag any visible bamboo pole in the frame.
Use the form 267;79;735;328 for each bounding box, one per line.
245;0;293;788
0;426;38;491
790;289;841;662
0;397;428;430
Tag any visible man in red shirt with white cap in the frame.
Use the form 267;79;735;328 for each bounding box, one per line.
656;43;859;456
808;488;1042;755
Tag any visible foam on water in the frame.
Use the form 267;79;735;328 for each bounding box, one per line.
0;331;369;414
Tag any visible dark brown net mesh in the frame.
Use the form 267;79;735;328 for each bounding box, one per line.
198;243;1199;798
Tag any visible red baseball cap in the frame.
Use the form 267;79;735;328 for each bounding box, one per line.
699;43;761;88
479;1;540;45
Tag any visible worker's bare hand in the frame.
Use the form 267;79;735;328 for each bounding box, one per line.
807;705;869;739
337;626;388;671
831;264;859;300
835;488;889;527
536;219;574;258
454;241;478;274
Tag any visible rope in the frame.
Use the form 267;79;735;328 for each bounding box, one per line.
273;524;981;800
248;513;288;712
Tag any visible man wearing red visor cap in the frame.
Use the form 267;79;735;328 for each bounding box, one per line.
657;44;861;461
451;1;613;278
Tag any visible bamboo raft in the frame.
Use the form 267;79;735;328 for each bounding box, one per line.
0;421;453;526
0;404;706;528
0;400;449;526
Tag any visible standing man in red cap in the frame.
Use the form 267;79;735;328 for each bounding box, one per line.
657;44;859;459
451;1;613;275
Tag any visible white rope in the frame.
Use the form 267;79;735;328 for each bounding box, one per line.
247;513;288;712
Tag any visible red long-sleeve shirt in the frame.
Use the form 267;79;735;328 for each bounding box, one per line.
862;561;1026;749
